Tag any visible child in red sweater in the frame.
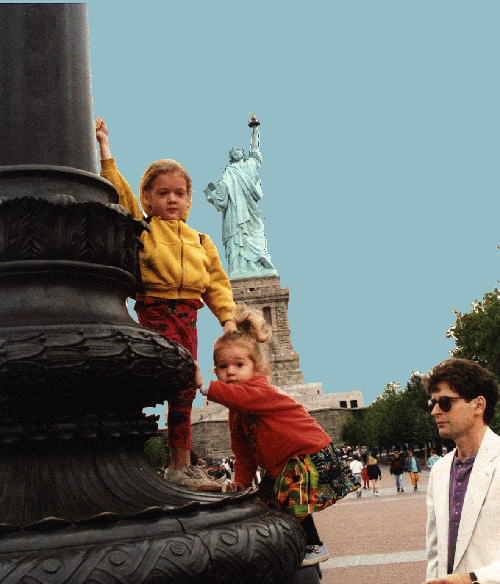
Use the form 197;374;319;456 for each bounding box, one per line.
196;305;359;566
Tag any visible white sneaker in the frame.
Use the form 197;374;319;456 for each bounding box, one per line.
165;465;222;492
302;544;329;566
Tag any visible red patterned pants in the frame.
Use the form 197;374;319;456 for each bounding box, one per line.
135;297;203;450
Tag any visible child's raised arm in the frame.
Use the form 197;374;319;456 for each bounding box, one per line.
94;117;144;220
95;117;112;160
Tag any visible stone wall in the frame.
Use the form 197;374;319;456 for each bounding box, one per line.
190;407;363;461
191;388;364;423
190;419;232;461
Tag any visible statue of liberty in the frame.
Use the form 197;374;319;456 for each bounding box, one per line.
204;116;278;280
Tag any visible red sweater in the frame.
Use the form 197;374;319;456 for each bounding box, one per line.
207;376;332;485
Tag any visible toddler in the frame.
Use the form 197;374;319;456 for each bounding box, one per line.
196;304;359;566
95;118;235;491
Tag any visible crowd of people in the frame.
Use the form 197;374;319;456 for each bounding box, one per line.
345;446;442;497
95;119;500;581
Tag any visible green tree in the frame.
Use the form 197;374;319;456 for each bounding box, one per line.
402;371;440;447
447;289;500;432
447;289;500;378
340;414;365;445
340;374;439;451
144;435;169;469
362;382;409;450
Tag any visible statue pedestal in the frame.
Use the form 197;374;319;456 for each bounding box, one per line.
230;275;305;387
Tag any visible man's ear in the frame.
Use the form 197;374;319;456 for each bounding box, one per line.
475;395;487;417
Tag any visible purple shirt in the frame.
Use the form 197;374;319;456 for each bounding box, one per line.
447;452;477;574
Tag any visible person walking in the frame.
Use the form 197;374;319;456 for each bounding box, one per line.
426;449;441;470
405;448;421;491
349;456;363;497
361;463;369;489
390;451;405;492
367;454;382;495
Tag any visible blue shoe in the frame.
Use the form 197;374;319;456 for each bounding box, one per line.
302;544;329;566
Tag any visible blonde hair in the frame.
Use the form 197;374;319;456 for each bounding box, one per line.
139;159;193;217
214;304;272;377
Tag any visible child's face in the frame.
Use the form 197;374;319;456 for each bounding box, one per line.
146;172;190;220
214;345;255;384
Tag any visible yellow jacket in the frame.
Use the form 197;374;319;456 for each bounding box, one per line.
100;158;234;325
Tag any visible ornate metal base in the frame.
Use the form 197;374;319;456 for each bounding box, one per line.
0;437;306;583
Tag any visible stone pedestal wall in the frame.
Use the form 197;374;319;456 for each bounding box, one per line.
191;388;364;424
189;419;232;461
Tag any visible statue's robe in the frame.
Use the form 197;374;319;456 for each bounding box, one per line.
206;148;277;279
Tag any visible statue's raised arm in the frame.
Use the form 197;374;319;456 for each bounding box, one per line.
249;114;259;150
204;116;277;280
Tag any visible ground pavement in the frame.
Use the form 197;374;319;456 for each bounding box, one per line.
314;464;430;584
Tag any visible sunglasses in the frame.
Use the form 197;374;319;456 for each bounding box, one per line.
427;396;465;412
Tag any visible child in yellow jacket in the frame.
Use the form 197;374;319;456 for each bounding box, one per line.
96;118;235;491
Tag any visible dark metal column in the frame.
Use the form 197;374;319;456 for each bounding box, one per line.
0;4;96;172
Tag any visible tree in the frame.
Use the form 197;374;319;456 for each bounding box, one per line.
144;435;170;469
402;372;440;448
447;289;500;379
447;288;500;432
340;414;365;445
340;374;439;451
359;382;410;451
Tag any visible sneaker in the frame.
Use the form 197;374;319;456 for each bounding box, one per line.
165;465;222;492
302;544;330;566
401;489;404;492
414;485;418;491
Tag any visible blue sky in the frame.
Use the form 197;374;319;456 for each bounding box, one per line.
87;1;500;425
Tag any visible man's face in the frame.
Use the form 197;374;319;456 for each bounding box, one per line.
430;381;476;441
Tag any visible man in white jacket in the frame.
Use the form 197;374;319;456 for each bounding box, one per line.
422;358;500;584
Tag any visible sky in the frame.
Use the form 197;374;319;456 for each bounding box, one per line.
85;1;500;426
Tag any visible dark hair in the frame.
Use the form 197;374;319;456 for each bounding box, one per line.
425;358;499;424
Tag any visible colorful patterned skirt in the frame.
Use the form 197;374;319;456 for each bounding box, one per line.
258;443;360;520
134;297;203;450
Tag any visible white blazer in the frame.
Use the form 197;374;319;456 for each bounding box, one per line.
426;427;500;584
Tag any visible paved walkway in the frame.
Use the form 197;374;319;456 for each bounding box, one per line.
313;465;430;584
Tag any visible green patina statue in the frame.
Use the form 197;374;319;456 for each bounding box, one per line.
204;117;277;280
